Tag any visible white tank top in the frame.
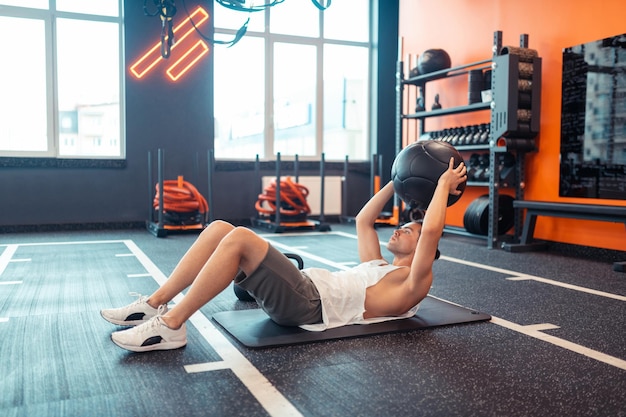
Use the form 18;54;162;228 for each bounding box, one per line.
299;259;420;331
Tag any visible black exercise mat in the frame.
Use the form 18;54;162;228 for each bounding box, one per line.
212;296;491;348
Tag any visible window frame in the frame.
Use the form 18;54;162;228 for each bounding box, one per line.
0;1;125;160
213;1;372;162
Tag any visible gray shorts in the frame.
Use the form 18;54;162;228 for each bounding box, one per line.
234;244;322;326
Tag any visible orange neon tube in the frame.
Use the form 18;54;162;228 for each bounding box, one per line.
166;40;210;81
130;6;209;79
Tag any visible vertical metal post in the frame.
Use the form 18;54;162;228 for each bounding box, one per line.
254;154;261;220
207;149;215;223
370;154;377;197
514;151;526;241
342;155;349;220
157;148;164;228
147;151;153;222
488;31;503;249
294;154;299;183
275;152;281;226
493;30;503;57
520;33;529;48
319;153;325;223
255;154;261;194
487;143;499;249
395;58;404;210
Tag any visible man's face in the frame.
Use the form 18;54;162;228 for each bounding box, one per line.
387;222;421;254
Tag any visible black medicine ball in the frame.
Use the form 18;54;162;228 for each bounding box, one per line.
417;49;452;75
391;140;465;210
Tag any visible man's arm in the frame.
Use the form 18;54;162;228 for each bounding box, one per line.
408;158;467;298
354;181;395;262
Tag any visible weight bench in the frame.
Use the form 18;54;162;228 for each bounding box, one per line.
501;200;626;272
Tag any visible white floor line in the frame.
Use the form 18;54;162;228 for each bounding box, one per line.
490;316;626;370
265;233;626;371
123;239;303;417
505;275;626;301
0;245;18;276
115;253;135;257
184;361;230;373
0;239;127;247
0;281;23;285
0;318;8;323
126;273;152;278
9;258;31;263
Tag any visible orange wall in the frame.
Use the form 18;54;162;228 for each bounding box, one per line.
399;0;626;251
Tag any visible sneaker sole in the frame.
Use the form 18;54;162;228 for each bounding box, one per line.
111;335;187;352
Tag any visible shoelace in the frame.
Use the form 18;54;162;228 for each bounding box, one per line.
128;292;148;305
137;305;168;336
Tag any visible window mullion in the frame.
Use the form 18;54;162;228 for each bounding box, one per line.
266;35;274;160
117;0;125;158
48;12;58;156
316;40;323;159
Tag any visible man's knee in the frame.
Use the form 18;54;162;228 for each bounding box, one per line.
227;226;261;246
224;227;268;272
200;220;234;238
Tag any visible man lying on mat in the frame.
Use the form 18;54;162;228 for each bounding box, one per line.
101;159;467;352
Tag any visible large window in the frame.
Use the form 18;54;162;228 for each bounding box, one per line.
213;0;370;161
0;1;124;159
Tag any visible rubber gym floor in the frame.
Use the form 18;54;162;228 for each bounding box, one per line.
1;223;624;417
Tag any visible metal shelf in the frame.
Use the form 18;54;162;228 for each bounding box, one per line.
455;144;491;151
466;181;490;187
404;102;491;119
404;59;492;86
395;30;540;249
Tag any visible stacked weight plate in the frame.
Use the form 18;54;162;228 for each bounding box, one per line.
463;194;515;236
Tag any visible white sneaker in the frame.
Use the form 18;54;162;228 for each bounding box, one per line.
100;293;168;326
111;315;187;352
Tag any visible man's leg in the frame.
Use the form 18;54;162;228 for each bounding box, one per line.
160;226;269;329
101;220;237;326
109;225;269;351
147;220;237;307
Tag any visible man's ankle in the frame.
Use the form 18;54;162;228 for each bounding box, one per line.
160;315;182;330
146;298;161;309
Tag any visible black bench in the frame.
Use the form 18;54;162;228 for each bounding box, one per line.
501;200;626;272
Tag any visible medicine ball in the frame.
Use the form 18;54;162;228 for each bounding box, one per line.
417;49;452;75
391;140;466;210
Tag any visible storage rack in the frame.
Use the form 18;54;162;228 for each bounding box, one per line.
395;31;542;248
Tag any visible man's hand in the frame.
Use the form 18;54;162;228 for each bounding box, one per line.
438;158;467;196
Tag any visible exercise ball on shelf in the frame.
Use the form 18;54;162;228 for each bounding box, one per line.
391;140;466;210
417;49;452;75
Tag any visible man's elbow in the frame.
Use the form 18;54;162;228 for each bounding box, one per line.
355;212;372;227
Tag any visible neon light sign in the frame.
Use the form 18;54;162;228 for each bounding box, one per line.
130;6;210;81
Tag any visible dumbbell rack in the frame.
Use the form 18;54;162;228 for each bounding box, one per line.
395;30;542;248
